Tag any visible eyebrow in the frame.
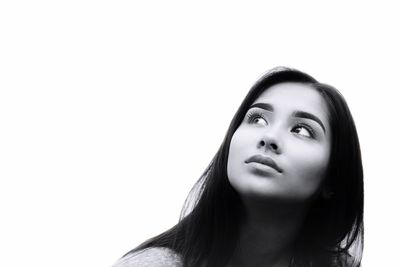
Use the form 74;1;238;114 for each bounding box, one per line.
292;111;326;133
249;103;274;112
248;102;326;133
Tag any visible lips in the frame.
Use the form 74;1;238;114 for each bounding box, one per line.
245;155;283;173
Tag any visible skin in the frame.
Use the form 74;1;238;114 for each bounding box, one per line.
228;82;332;203
226;82;332;267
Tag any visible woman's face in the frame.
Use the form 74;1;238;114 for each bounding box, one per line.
227;82;332;202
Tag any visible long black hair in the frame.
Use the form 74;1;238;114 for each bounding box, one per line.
126;67;364;267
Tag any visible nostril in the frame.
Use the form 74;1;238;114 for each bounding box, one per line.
270;143;278;150
259;140;279;152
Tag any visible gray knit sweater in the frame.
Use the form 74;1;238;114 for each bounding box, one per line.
112;247;183;267
112;247;360;266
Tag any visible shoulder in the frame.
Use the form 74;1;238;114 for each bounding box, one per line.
332;252;361;267
112;247;183;267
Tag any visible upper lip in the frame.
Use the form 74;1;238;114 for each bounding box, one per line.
245;155;283;173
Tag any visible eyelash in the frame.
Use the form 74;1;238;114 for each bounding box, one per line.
246;111;268;124
245;111;316;138
293;122;316;138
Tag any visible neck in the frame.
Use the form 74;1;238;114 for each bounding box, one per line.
229;196;309;267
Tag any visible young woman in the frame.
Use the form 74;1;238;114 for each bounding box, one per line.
113;67;364;267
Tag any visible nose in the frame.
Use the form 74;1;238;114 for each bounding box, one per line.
258;136;282;154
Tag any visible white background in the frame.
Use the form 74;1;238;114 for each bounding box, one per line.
1;1;398;266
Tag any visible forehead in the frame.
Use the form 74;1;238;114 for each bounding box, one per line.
253;82;329;119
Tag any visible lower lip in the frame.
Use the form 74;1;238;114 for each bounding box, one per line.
246;162;279;175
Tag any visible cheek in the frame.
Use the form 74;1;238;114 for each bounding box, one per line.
288;144;330;193
228;129;251;160
227;129;250;181
227;132;241;174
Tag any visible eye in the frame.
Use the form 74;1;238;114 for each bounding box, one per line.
246;111;268;126
292;124;315;138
